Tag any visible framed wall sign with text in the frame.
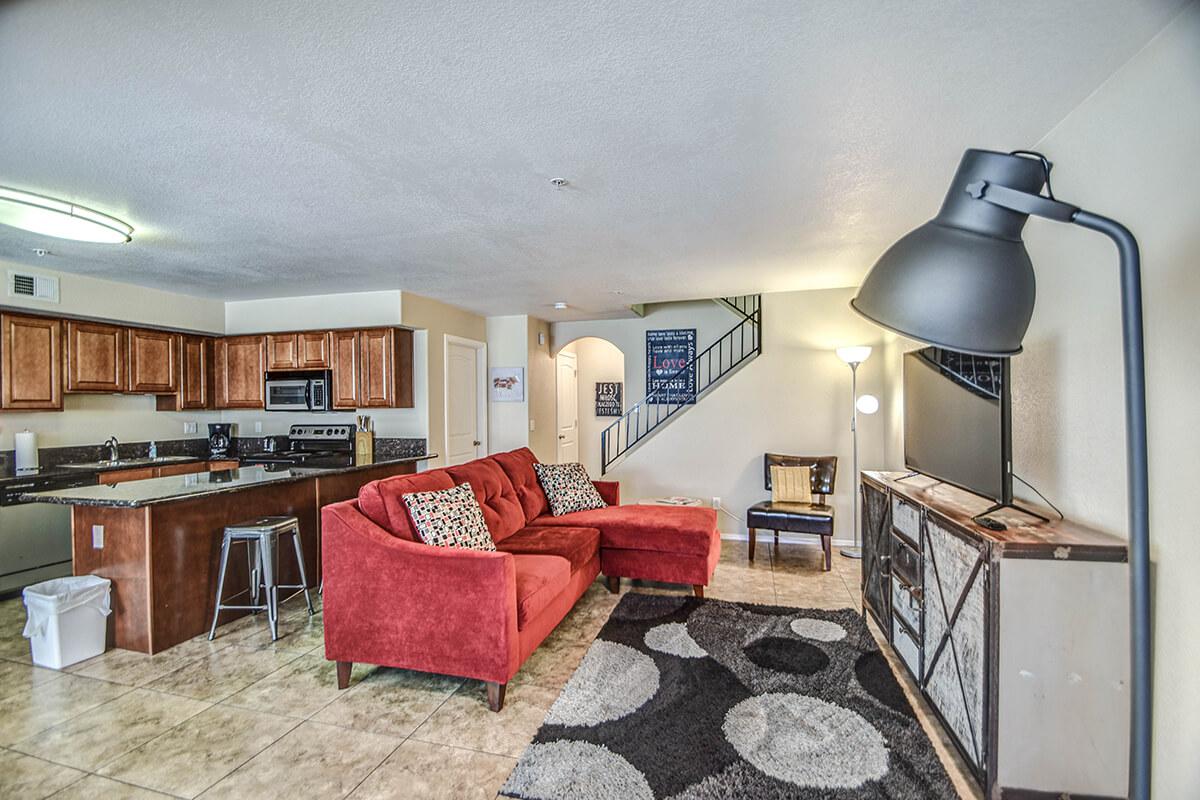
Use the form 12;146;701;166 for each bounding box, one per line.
646;328;696;405
595;381;623;417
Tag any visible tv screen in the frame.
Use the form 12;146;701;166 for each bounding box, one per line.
903;347;1010;502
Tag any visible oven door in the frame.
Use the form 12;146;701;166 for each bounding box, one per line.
265;379;312;411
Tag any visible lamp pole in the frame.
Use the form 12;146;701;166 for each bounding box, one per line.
841;358;863;558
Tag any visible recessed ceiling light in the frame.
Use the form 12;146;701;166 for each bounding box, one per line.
550;178;570;188
553;302;569;310
0;186;132;243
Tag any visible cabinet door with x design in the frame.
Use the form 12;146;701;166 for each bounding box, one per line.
922;516;988;774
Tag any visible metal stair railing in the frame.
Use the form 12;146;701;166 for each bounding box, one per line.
600;294;761;474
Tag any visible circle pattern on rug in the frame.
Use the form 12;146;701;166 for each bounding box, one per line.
790;617;848;642
743;636;829;675
545;641;660;726
503;740;654;800
722;693;889;789
645;622;708;658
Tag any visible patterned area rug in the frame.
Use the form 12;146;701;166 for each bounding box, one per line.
501;593;957;799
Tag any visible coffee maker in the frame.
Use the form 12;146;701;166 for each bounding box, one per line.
207;423;233;459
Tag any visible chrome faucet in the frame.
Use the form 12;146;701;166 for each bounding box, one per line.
103;436;119;462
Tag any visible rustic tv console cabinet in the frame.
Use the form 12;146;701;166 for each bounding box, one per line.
860;471;1129;799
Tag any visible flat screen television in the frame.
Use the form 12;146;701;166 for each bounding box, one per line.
903;347;1012;504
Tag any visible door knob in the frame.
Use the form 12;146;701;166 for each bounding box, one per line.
558;435;566;439
472;440;481;447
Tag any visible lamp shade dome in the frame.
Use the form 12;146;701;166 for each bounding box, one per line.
850;149;1047;357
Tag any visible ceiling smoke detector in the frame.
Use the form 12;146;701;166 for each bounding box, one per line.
550;178;570;188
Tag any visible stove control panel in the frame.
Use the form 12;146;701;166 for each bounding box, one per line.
289;425;355;441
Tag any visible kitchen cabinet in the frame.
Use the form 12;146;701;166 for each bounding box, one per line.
98;466;157;484
359;327;414;408
1;313;63;411
214;335;266;409
267;331;332;370
99;459;238;484
330;330;360;409
128;328;179;394
155;335;213;411
65;320;126;393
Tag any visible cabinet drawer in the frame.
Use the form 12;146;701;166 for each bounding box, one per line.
892;615;921;679
891;533;922;587
891;496;921;545
892;576;922;634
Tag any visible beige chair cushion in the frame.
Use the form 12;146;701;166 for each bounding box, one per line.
770;465;813;504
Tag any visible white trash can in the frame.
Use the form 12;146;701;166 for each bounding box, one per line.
22;575;112;669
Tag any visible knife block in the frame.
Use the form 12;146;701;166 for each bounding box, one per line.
355;431;375;465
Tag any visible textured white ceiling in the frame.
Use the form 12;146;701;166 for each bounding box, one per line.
0;0;1185;318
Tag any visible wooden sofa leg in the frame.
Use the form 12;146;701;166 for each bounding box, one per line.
822;535;832;571
748;528;756;561
693;585;704;599
774;530;779;546
487;681;507;712
605;575;620;594
336;661;353;690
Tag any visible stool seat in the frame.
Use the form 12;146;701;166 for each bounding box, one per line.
209;515;313;642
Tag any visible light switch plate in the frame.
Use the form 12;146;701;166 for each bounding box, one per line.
254;421;263;433
529;419;536;432
92;525;104;549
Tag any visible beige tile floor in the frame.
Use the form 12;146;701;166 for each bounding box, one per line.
0;539;979;799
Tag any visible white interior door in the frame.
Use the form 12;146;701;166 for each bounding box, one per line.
556;351;579;463
446;339;482;466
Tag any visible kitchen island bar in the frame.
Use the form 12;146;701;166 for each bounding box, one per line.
25;457;428;653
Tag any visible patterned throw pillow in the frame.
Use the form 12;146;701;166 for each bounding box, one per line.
534;462;607;516
401;482;496;551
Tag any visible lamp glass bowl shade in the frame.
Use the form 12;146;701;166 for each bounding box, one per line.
0;186;132;243
850;149;1047;357
855;394;880;415
836;346;872;365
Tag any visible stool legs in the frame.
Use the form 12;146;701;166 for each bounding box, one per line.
289;525;315;616
248;540;261;610
208;535;232;641
258;532;279;641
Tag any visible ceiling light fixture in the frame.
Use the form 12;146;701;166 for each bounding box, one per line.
0;186;133;243
553;302;569;310
550;178;570;188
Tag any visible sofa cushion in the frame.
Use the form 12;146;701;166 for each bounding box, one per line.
490;448;549;522
497;526;600;574
512;554;571;630
532;505;718;556
358;469;455;540
533;462;607;516
445;458;526;542
402;483;496;551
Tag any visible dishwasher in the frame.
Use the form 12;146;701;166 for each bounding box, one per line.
0;473;95;595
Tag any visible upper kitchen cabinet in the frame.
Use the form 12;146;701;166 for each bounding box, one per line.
0;312;62;411
267;331;332;370
359;327;414;408
128;328;180;394
330;329;360;409
65;320;127;393
156;335;212;411
214;335;266;408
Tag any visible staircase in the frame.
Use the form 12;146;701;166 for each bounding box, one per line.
600;294;762;474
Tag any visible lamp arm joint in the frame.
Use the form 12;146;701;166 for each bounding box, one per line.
965;180;1079;223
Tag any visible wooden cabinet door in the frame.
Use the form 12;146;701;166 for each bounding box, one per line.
98;466;157;484
215;335;265;408
128;329;179;393
1;313;62;410
358;328;394;407
156;461;207;478
65;320;126;392
330;330;360;409
393;328;414;408
298;331;331;368
267;334;299;370
179;336;211;409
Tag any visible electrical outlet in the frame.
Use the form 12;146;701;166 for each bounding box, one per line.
183;421;197;434
92;525;104;549
712;496;721;510
254;421;263;433
529;419;536;432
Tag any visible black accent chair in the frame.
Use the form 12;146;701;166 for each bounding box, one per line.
746;454;837;569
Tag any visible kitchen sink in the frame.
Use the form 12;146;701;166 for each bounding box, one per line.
60;456;196;470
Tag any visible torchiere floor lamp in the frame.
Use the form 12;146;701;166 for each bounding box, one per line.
850;148;1150;800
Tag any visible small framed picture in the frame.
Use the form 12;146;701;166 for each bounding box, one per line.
595;382;623;417
490;367;524;401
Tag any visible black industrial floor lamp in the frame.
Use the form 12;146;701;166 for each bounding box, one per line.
850;149;1151;800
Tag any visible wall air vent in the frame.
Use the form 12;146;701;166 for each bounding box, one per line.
7;271;60;303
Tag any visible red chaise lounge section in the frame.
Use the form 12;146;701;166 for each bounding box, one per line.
321;447;718;711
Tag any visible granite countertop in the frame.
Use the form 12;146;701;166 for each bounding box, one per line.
0;457;209;487
20;455;433;508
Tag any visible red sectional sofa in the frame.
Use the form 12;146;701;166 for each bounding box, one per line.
320;447;719;710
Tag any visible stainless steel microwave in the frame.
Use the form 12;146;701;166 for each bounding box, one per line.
265;372;331;412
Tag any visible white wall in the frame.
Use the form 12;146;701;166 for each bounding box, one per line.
560;338;625;476
553;288;888;541
486;315;531;453
1005;5;1199;796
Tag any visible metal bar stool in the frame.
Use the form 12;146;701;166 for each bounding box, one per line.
209;515;314;641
